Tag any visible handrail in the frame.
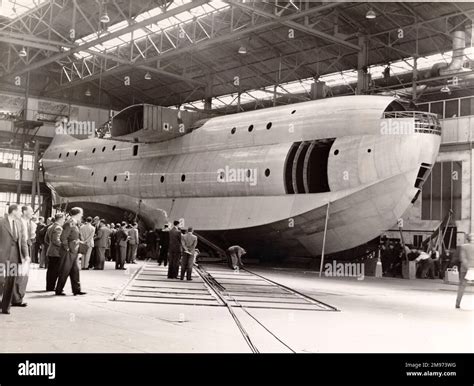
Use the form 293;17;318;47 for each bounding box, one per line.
383;111;439;121
383;111;442;135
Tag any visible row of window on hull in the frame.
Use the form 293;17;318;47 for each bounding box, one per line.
90;170;272;183
58;108;299;159
58;144;138;159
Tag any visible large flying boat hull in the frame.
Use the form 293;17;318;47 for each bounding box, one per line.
42;95;441;258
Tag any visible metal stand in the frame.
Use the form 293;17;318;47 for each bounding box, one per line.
319;202;331;278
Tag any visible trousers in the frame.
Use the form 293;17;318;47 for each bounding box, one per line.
180;253;195;280
167;251;181;278
56;252;81;294
46;256;61;291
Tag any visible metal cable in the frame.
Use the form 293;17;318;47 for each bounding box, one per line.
196;265;296;353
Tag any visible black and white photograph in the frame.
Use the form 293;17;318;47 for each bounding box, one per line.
0;0;473;384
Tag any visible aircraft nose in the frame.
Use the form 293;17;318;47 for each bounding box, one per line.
327;112;441;192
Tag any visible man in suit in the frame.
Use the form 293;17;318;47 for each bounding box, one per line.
456;233;474;309
79;216;95;270
115;222;128;270
180;227;198;281
167;221;182;279
28;215;37;263
127;222;139;264
88;216;100;269
45;213;65;291
145;229;156;260
109;223;117;262
55;207;86;296
15;205;34;305
38;217;52;268
158;225;169;266
33;217;45;265
0;204;29;314
94;219;111;270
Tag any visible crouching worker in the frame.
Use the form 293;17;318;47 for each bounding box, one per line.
227;245;246;270
180;227;197;281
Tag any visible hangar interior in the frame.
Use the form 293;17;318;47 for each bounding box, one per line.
0;0;473;258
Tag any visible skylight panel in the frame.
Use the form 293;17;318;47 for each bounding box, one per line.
72;0;230;58
0;0;47;19
208;0;229;11
73;51;92;60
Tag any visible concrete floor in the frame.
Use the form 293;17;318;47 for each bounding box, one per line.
1;261;472;353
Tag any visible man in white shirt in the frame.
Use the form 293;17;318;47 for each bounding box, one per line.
415;250;435;279
227;245;246;270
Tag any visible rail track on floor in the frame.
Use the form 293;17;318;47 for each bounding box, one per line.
113;261;338;352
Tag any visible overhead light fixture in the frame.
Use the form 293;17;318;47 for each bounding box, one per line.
19;47;27;57
144;72;152;80
238;46;247;54
366;9;376;19
100;4;110;23
440;84;450;93
100;12;110;23
85;88;92;97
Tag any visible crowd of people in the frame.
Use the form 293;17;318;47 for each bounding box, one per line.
380;236;451;279
379;235;474;308
1;203;472;313
31;214;143;272
0;204;212;315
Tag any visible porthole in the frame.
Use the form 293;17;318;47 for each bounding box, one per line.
231;127;236;134
92;148;96;153
291;110;296;114
74;151;78;156
334;149;339;155
181;174;186;182
103;176;107;182
367;149;372;153
102;146;106;152
246;169;251;178
248;124;254;132
59;153;62;158
112;145;116;151
160;176;165;183
66;152;69;157
113;176;117;182
266;122;272;130
265;169;270;177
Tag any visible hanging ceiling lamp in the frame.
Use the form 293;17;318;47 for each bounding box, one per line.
366;9;376;19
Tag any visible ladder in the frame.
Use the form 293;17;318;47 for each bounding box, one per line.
421;209;454;253
194;231;227;263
